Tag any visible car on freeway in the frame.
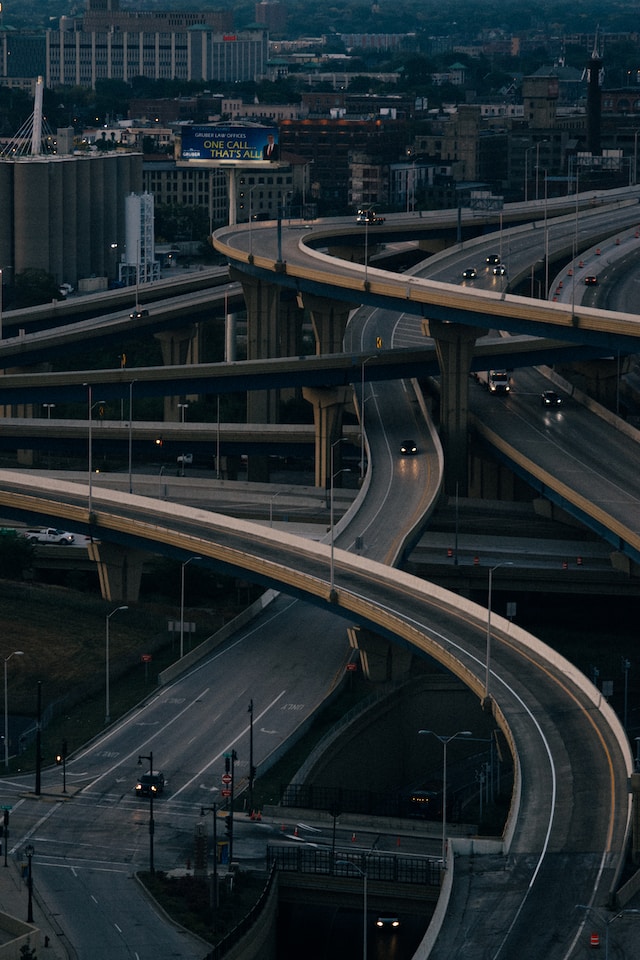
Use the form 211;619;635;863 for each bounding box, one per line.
23;528;75;544
135;771;165;797
584;275;598;285
376;917;400;929
492;264;507;276
541;390;562;406
462;267;477;279
129;308;149;319
485;254;501;265
400;439;418;455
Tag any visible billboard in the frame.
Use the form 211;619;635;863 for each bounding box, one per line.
180;124;279;162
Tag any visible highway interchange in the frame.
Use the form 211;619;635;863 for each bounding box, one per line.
0;194;639;958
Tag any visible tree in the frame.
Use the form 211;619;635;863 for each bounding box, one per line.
0;530;34;580
13;270;64;308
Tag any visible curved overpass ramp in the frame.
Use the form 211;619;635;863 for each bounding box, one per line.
0;470;632;960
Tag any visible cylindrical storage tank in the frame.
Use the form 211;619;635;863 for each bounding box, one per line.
125;192;141;269
62;157;78;284
102;155;118;280
13;160;50;274
75;156;92;281
47;159;65;283
89;155;106;278
0;161;14;278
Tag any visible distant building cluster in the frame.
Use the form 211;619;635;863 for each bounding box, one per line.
1;0;640;290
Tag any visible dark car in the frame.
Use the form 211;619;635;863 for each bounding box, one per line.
541;390;562;406
129;308;149;319
400;439;418;455
584;275;598;285
135;771;165;797
485;254;501;265
492;264;507;276
462;267;477;279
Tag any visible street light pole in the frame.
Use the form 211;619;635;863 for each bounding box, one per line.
105;606;128;724
138;752;155;874
419;729;472;868
335;860;368;960
200;802;219;916
180;556;201;658
24;844;34;923
128;380;136;495
360;356;376;481
4;651;23;771
85;384;106;517
485;562;513;700
329;438;349;597
576;905;640;960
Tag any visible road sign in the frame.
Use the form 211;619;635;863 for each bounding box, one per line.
221;789;231;798
221;773;232;785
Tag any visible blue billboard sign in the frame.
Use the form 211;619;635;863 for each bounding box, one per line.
180;125;279;162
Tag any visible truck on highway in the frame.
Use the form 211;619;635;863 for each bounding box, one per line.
355;207;385;224
475;369;511;394
23;528;75;544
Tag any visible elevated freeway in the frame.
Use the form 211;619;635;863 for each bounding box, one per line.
0;191;638;960
0;469;631;960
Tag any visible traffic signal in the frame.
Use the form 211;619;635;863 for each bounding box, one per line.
55;752;62;765
3;810;8;828
224;815;232;838
224;755;230;774
98;405;105;418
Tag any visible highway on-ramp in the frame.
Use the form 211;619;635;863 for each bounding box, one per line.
0;445;631;960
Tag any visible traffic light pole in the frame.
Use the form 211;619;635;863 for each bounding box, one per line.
3;809;9;867
224;750;238;864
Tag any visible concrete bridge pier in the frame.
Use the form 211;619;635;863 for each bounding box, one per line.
423;319;484;496
87;540;147;602
155;326;198;421
302;385;352;489
297;292;359;355
348;625;413;681
230;270;306;480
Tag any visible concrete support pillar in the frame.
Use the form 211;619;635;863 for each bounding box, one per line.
348;625;412;682
631;772;640;865
422;319;483;496
302;385;351;488
87;540;147;602
297;292;358;355
155;326;198;421
230;268;306;481
229;268;281;426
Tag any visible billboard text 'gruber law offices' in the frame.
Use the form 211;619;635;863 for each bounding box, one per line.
180;125;278;162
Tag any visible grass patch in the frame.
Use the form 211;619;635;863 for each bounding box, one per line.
141;869;270;946
0;579;247;772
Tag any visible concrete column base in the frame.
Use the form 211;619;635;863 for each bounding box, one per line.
422;319;483;496
348;625;413;682
155;326;198;421
302;385;352;488
87;540;147;602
